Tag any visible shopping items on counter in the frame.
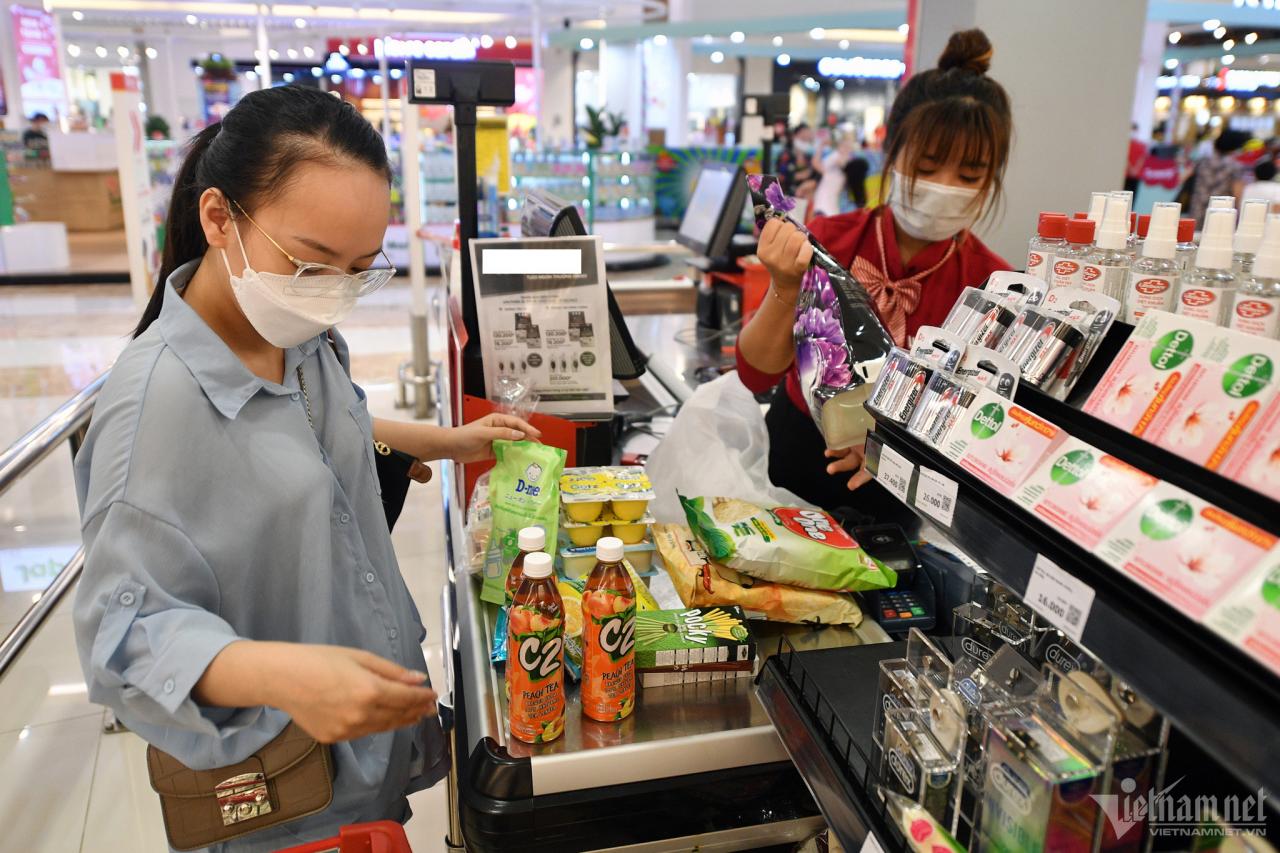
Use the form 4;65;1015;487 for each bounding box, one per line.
634;606;756;687
644;371;811;523
653;523;864;625
882;789;966;853
747;172;895;450
483;440;567;604
677;495;897;592
581;537;638;722
560;466;656;522
506;552;566;744
560;509;657;547
465;471;492;573
561;539;656;578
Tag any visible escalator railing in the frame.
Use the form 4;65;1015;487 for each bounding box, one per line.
0;374;105;675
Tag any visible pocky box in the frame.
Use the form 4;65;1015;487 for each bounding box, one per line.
1083;311;1222;437
941;386;1068;495
747;174;894;450
1094;483;1277;620
1204;543;1280;677
1145;326;1280;470
1014;438;1160;550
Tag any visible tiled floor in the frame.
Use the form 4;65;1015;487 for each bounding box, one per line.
0;278;454;851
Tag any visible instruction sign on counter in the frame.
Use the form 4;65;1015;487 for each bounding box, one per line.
471;236;613;419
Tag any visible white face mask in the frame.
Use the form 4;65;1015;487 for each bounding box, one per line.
221;221;359;348
888;170;982;243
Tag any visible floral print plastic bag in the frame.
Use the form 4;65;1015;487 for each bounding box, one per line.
747;173;895;449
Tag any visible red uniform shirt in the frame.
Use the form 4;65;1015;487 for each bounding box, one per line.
735;206;1010;412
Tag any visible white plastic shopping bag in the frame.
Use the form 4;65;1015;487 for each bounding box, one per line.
646;371;813;522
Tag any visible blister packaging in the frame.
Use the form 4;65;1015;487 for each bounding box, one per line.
943;287;1019;349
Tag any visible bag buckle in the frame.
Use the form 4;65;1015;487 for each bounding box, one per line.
214;772;272;826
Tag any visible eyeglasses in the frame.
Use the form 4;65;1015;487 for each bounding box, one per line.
230;199;397;296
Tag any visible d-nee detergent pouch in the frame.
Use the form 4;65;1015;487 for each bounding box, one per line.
483;440;567;605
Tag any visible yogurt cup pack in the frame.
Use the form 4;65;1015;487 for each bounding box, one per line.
560;466;656;523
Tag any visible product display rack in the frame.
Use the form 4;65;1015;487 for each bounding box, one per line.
509;148;654;230
858;390;1280;796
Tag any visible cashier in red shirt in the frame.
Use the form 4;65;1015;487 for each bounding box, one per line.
736;29;1015;516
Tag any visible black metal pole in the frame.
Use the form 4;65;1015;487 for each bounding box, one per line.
452;98;485;397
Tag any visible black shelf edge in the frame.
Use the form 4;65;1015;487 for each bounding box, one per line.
864;417;1280;795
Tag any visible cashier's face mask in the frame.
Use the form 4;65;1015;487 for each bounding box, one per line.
221;220;360;349
888;169;982;243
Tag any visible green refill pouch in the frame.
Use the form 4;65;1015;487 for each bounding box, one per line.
483;440;567;605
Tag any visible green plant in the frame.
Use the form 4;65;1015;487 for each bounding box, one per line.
580;105;625;149
145;115;171;139
199;55;236;81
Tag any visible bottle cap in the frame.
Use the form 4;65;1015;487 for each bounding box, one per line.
1073;212;1089;219
1143;202;1181;259
518;526;546;552
1096;193;1130;250
1234;199;1269;254
1137;214;1151;239
1086;192;1108;224
596;536;625;563
1065;218;1096;244
1178;218;1195;243
523;551;553;579
1129;212;1137;235
1038;212;1067;239
1253;214;1280;279
1195;208;1237;270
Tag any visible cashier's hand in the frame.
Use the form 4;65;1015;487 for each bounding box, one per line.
276;646;437;744
757;218;813;301
826;446;872;491
449;413;543;463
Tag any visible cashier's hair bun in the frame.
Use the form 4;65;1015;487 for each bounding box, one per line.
937;29;993;75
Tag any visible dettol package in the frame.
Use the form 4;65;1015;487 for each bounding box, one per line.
654;523;864;625
1014;437;1160;550
941;386;1068;496
677;495;896;592
1204;544;1280;677
1219;395;1280;500
483;440;567;605
1094;482;1277;620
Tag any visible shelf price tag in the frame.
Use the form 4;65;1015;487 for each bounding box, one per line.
914;466;959;528
1025;554;1095;643
876;442;914;504
859;834;888;853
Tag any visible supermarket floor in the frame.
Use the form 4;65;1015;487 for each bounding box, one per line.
0;279;464;851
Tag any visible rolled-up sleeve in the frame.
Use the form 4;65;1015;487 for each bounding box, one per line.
73;500;286;769
735;340;789;394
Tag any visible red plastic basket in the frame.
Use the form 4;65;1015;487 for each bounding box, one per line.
272;821;413;853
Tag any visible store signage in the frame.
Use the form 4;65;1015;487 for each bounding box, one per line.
1156;70;1280;93
815;56;905;80
375;35;477;61
11;6;67;118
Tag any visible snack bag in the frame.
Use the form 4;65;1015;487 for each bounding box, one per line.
483;440;567;604
678;495;896;592
748;173;894;450
654;523;864;625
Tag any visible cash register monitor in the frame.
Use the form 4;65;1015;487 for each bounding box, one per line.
519;190;647;380
676;162;747;260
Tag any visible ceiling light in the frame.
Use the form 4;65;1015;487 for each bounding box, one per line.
185;13;197;24
653;33;667;46
283;72;294;81
294;17;305;28
66;43;80;56
268;48;279;59
777;53;790;66
311;66;322;76
302;45;314;57
245;70;257;80
1214;26;1227;39
1224;39;1235;50
579;37;593;50
116;44;128;57
338;43;349;55
330;73;341;82
1246;32;1259;44
145;46;157;58
1223;53;1236;65
839;39;850;49
710;50;724;63
809;27;825;39
94;44;107;57
350;67;365;78
372;73;381;84
286;48;297;58
898;23;910;35
1203;18;1221;30
1168;31;1181;44
480;34;493;48
701;34;712;43
71;9;83;19
1165;58;1178;69
835;79;845;89
389;67;402;79
356;43;367;54
772;36;783;47
730;31;744;43
505;35;517;49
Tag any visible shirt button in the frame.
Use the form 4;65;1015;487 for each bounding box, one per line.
291;392;300;402
340;513;351;524
365;572;376;583
388;627;399;640
119;591;135;606
163;678;175;694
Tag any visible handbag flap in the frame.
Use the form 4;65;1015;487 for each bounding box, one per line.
147;723;320;798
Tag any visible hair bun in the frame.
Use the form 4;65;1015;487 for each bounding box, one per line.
938;28;993;75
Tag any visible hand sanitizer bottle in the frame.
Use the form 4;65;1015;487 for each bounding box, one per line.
1230;213;1280;339
1177;207;1237;326
1233;199;1269;278
1051;218;1096;289
1026;212;1068;281
1175;218;1198;271
1125;202;1182;324
1082;192;1132;302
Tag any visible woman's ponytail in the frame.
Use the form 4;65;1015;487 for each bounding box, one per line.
134;123;220;337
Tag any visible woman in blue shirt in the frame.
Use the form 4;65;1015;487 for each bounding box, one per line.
73;86;537;851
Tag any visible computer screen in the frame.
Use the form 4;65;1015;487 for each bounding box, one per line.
677;164;743;258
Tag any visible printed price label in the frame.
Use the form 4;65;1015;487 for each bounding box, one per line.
914;466;958;528
876;443;914;504
1024;554;1095;643
413;68;437;99
860;834;888;853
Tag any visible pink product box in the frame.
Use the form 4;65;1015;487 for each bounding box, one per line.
1205;544;1280;678
1218;394;1280;501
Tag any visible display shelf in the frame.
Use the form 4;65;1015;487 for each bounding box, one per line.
509;148;655;228
862;414;1280;794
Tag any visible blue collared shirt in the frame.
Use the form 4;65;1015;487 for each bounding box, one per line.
73;261;446;852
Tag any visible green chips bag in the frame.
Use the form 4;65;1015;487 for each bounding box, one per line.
483;440;567;604
678;494;896;593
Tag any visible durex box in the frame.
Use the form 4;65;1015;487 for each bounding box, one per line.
942;386;1068;495
1094;483;1277;620
1144;326;1280;471
1083;311;1223;438
1014;437;1160;550
1204;544;1280;677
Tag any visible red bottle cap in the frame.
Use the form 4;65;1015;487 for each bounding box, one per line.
1038;212;1068;239
1073;212;1089;219
1129;212;1137;234
1137;214;1151;239
1178;218;1195;242
1066;218;1096;244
